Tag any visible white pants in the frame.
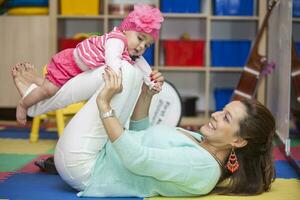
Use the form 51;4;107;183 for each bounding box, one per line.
26;63;144;190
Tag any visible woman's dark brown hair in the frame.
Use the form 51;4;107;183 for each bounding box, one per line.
216;99;276;195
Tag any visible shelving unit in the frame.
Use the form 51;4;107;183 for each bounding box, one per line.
48;0;267;126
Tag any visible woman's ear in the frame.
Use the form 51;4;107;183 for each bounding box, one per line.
231;138;248;148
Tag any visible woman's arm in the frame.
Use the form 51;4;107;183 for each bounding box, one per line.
131;69;163;121
96;67;163;142
96;67;124;142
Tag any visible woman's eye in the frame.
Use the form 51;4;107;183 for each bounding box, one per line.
224;115;229;122
138;36;143;41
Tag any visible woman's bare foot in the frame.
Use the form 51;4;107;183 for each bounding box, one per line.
22;62;44;86
11;63;32;97
16;100;27;125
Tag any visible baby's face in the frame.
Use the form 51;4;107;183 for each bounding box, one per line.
124;31;154;57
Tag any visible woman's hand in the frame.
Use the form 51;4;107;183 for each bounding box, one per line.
97;67;122;110
142;69;164;97
130;70;164;121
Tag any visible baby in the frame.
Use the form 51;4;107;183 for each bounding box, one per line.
12;4;164;125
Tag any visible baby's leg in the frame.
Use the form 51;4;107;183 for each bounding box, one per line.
16;79;59;125
25;61;145;117
26;67;106;116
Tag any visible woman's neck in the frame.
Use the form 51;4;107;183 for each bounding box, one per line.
200;140;231;166
177;130;230;166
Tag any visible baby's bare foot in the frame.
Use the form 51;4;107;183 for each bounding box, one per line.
23;62;44;86
11;63;31;97
16;100;27;125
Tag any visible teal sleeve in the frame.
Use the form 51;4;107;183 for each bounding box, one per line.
112;131;201;183
129;117;150;131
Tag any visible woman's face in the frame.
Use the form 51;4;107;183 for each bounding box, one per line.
124;31;154;57
200;101;248;147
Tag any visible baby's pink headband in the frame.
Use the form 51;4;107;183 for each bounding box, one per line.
119;4;164;40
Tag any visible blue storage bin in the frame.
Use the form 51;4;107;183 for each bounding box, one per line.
214;88;234;111
160;0;201;13
143;45;154;66
211;40;251;67
297;42;300;54
213;0;254;16
294;0;300;17
6;0;48;8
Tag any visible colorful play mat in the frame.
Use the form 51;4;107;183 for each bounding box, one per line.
0;123;299;200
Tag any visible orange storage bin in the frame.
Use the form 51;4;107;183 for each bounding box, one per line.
163;40;205;66
61;0;100;15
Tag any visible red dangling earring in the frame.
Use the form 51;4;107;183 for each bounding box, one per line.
226;148;239;173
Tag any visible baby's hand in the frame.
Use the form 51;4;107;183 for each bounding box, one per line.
151;82;162;93
142;70;164;96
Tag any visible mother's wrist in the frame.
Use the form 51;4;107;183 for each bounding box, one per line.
96;98;111;113
141;91;153;99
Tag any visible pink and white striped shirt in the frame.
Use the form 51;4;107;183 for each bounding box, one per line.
74;27;133;71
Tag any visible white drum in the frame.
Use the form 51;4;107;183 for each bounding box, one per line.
149;80;182;126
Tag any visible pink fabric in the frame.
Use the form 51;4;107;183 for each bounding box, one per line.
75;27;133;70
47;28;132;87
46;48;82;87
118;4;164;40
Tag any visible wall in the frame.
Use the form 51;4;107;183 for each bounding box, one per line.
0;16;50;107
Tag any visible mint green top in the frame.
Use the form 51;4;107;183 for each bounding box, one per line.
78;118;221;197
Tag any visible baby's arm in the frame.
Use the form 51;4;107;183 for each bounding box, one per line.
105;38;155;89
105;38;125;72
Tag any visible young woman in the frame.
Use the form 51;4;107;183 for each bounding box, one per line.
13;64;275;197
